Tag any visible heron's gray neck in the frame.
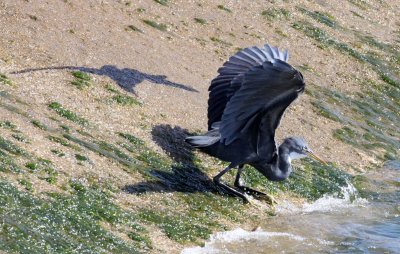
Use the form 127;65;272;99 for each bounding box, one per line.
257;145;292;181
273;145;292;180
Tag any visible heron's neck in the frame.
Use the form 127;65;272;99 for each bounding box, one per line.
257;145;292;181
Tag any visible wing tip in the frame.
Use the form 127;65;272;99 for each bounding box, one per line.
263;43;289;62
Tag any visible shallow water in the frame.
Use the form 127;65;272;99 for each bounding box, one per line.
183;163;400;254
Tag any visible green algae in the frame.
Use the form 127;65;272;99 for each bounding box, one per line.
137;192;244;244
25;159;59;184
0;102;28;117
96;141;136;163
11;133;29;143
75;154;88;161
0;73;12;86
127;232;152;250
348;0;370;10
217;5;232;13
309;85;399;159
296;64;314;73
241;159;351;200
138;209;211;243
154;0;168;6
292;21;329;44
118;131;250;242
47;135;77;149
298;7;338;28
76;128;94;138
284;160;351;200
0;120;16;130
31;119;48;130
351;10;364;19
275;28;288;38
333;125;398;159
359;34;390;52
180;192;244;224
333;126;358;143
127;25;143;33
0;150;22;173
142;20;167;32
25;162;39;170
118;133;145;147
292;20;365;61
63;134;139;168
71;71;91;89
51;149;65;157
0;136;28;156
210;37;233;48
352;175;375;198
48;102;89;126
311;101;342;122
105;83;119;93
261;8;290;21
28;14;38;21
104;84;141;106
194;18;207;25
118;132;171;173
0;181;143;253
0;127;359;249
112;94;142;106
292;19;400;159
59;124;71;132
71;71;91;81
18;178;33;192
292;19;399;91
380;73;400;89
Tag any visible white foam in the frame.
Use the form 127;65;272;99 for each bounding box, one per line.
181;228;305;254
302;181;367;213
182;182;368;254
276;181;368;214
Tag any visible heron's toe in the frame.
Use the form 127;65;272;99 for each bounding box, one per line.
260;194;278;206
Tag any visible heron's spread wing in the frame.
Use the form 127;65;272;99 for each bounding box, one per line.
219;59;305;146
207;44;289;129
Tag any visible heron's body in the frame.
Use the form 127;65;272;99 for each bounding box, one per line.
196;126;293;182
201;128;259;165
186;44;325;203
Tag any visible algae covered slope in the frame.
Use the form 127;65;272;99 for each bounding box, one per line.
0;0;399;253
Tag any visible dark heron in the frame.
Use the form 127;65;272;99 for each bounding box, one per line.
186;44;325;204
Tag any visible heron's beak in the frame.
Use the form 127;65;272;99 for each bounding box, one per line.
306;150;327;165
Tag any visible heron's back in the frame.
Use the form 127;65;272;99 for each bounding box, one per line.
199;137;260;166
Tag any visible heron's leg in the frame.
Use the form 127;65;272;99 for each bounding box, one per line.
234;165;267;196
234;165;277;205
234;164;245;187
213;165;249;203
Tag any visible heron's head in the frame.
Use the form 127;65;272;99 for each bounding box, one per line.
282;137;326;164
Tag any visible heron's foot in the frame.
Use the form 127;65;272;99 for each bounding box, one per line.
235;186;278;205
214;180;250;204
261;193;278;206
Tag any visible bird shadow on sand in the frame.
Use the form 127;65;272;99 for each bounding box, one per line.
11;65;198;93
122;124;217;195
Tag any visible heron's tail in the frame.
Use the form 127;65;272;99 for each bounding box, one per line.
185;122;221;147
185;135;220;147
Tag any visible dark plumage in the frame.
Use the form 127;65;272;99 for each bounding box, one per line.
186;44;325;204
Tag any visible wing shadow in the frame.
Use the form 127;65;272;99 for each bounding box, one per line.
11;65;198;93
122;124;217;194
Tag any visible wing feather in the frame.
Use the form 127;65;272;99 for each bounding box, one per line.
207;44;289;129
219;60;305;146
